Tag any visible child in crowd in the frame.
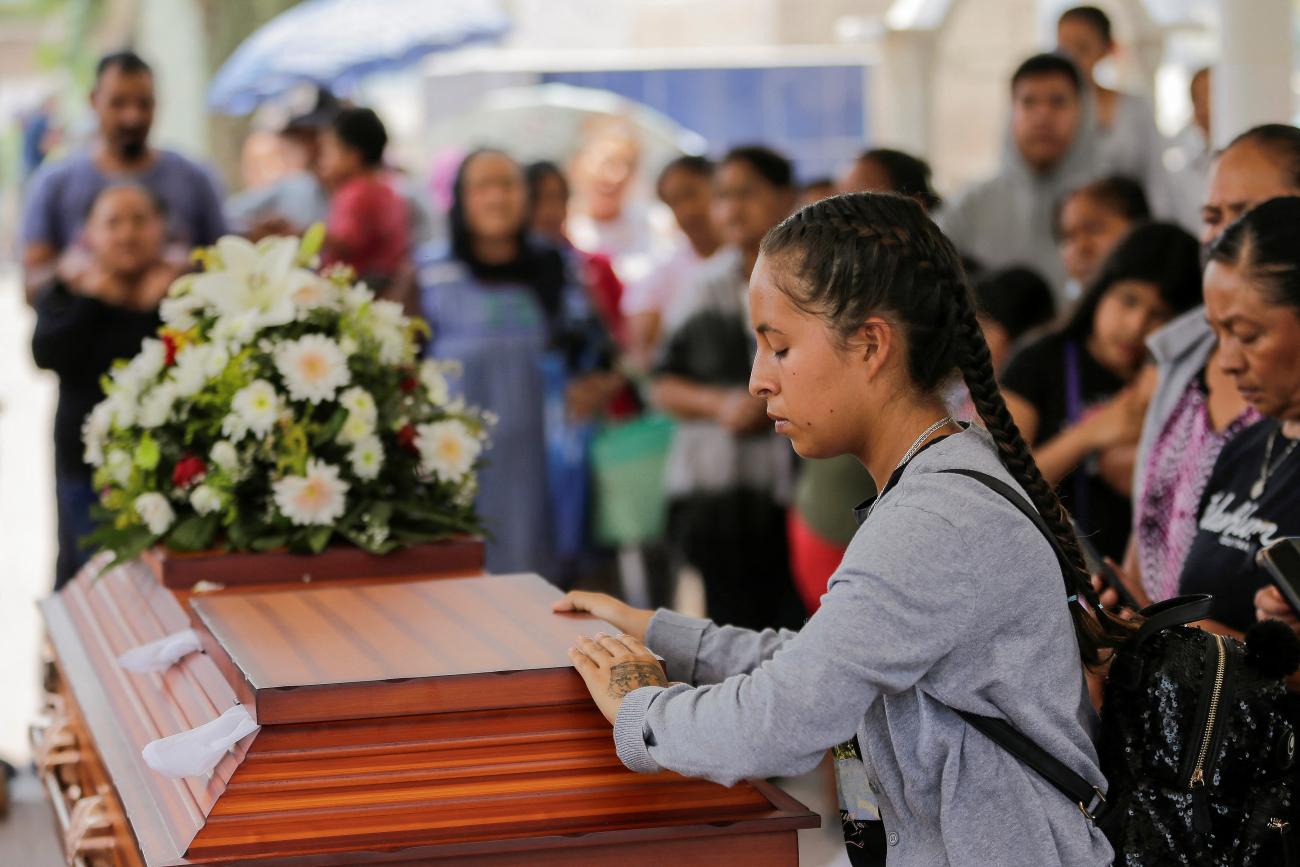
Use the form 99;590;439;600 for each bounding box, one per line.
318;107;409;293
1002;222;1202;560
1056;175;1149;301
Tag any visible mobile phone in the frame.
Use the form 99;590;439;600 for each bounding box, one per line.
1072;521;1141;611
1258;538;1300;619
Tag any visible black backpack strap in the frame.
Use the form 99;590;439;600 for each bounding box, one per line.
937;468;1076;583
936;467;1111;823
956;710;1110;823
1129;594;1215;653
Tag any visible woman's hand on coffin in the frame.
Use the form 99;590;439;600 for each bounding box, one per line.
553;591;654;642
568;632;669;724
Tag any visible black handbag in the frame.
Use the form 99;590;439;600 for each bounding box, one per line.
940;469;1300;866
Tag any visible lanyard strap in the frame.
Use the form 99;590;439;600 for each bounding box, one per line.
1063;340;1091;528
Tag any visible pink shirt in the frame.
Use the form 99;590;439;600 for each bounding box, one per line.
1136;378;1260;602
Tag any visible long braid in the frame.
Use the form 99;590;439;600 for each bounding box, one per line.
763;192;1133;666
947;271;1133;664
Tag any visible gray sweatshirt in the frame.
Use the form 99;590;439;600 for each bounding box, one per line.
614;426;1113;866
937;109;1103;302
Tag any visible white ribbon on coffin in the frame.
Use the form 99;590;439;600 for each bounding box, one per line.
142;705;259;778
117;628;204;673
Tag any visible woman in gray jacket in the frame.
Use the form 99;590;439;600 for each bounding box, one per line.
556;193;1125;866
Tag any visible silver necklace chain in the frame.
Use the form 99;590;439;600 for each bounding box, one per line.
893;416;955;476
867;416;954;520
1253;426;1299;499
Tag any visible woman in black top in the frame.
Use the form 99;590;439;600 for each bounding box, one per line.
1181;197;1300;635
32;183;172;588
1002;222;1201;559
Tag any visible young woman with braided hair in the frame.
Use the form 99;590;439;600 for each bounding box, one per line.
555;192;1124;866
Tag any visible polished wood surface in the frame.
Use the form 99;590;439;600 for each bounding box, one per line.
41;557;251;866
142;538;485;589
190;573;613;724
42;557;819;866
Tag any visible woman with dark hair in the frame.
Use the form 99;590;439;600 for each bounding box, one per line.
553;193;1121;866
651;145;803;631
525;159;628;351
1181;197;1300;635
838;147;942;210
1002;222;1202;559
1118;124;1300;609
622;155;720;369
788;150;947;615
32;183;173;588
972;266;1057;372
417;149;612;579
1056;174;1150;301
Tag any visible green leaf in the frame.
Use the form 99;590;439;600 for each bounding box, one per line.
165;513;220;552
298;222;326;263
306;525;333;554
250;534;288;552
133;432;160;470
337;525;401;556
312;407;347;448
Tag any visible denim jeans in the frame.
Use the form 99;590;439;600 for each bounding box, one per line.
54;473;98;590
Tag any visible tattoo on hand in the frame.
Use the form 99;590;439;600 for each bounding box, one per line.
607;662;668;699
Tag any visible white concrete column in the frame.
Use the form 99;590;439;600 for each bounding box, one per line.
135;0;210;158
870;28;937;156
1212;0;1294;148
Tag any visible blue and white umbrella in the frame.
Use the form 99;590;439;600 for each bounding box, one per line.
208;0;510;114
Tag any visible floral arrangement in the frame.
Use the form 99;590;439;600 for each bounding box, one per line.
83;230;490;567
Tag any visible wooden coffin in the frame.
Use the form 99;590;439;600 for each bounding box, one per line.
39;556;818;866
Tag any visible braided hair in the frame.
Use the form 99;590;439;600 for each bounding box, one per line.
760;192;1130;665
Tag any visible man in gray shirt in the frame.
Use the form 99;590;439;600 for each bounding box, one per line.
20;51;226;304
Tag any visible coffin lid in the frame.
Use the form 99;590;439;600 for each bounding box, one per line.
192;572;613;725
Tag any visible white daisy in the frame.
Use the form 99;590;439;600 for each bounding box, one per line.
209;440;240;473
113;338;167;393
348;435;384;481
189;484;223;516
135;493;175;536
272;460;349;526
225;380;281;441
104;388;139;429
338;411;374;446
339;387;378;426
81;402;113;466
369;300;409;364
138;383;178;429
274;334;350;404
170;343;229;398
418;360;450;405
415;420;482;482
290;276;336;313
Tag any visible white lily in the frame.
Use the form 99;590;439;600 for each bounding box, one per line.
190;236;315;338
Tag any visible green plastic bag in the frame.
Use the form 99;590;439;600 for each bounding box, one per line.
590;414;676;547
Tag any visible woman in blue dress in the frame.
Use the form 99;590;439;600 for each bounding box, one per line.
418;149;611;579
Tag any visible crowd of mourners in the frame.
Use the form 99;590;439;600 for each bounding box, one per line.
20;5;1300;666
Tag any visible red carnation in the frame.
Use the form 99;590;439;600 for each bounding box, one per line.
162;333;180;366
397;423;418;452
399;375;418;393
172;454;206;488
